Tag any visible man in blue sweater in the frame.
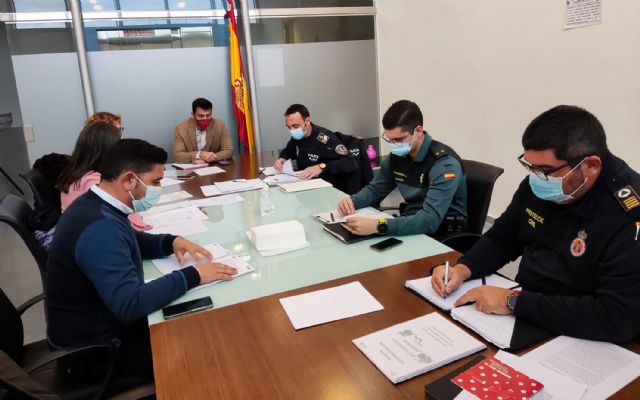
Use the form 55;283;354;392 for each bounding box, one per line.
46;139;236;378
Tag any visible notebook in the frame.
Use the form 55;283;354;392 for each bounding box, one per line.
353;312;486;384
405;274;518;311
450;304;551;350
322;222;378;244
312;207;394;224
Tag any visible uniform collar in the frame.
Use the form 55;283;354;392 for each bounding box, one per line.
567;154;614;219
91;185;134;215
412;131;433;162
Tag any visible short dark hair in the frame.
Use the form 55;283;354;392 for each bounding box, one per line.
99;139;167;181
522;105;609;161
192;98;213;113
284;104;310;119
382;100;423;133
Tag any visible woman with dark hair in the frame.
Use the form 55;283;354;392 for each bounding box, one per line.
57;121;121;210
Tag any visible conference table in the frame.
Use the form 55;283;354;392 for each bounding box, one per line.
145;155;640;399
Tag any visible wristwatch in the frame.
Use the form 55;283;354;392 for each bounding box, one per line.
319;162;326;171
507;290;520;312
377;218;388;234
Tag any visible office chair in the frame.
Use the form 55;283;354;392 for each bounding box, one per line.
20;169;61;211
436;159;504;253
0;195;48;285
333;132;374;195
0;287;155;400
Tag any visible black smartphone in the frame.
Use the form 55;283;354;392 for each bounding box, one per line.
217;160;231;165
370;237;403;252
162;297;213;320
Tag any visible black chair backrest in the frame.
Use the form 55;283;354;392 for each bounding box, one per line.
333;132;374;195
462;159;504;235
0;195;48;284
0;287;24;362
19;169;61;210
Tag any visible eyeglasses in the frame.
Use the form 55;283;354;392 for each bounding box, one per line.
382;131;413;145
517;153;590;181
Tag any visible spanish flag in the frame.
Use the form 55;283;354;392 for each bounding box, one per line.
225;0;255;154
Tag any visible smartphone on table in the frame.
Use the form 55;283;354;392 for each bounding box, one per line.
162;297;213;320
370;238;403;252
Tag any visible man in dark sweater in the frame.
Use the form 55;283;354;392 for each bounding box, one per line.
431;105;640;343
45;139;236;378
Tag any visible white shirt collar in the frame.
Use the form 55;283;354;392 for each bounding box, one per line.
91;185;134;215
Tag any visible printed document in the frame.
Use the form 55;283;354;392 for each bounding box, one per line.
194;166;225;176
141;205;207;229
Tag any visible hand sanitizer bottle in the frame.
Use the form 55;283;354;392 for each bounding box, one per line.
260;189;275;216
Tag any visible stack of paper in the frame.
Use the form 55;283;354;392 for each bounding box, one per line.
405;274;517;311
194;166;225;176
450;304;516;349
160;177;183;187
157;190;193;205
260;166;278;176
141;205;208;229
312;207;394;224
353;312;486;384
278;178;332;193
151;243;255;293
279;281;383;330
247;220;309;256
522;336;640;400
201;179;266;197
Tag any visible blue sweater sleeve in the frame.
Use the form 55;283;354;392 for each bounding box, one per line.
386;157;463;235
75;219;193;323
134;230;176;259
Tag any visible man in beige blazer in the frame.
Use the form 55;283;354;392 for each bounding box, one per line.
173;98;234;163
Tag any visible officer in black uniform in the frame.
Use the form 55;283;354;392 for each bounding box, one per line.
432;105;640;343
274;104;358;193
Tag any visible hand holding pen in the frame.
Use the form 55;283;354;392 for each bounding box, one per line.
430;262;472;298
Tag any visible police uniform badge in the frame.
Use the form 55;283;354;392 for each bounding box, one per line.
614;185;640;212
317;133;329;144
335;144;348;155
570;229;587;257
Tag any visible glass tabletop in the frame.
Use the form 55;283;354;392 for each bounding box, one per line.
145;186;451;325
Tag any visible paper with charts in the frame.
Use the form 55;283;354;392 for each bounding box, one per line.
521;336;640;400
353;312;486;384
151;243;254;292
279;281;383;330
405;274;517;311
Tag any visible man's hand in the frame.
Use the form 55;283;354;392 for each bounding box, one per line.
454;286;513;314
193;158;207;164
173;237;212;266
195;262;238;284
274;158;286;171
344;217;378;236
337;197;356;216
200;151;216;162
298;165;322;180
431;263;471;297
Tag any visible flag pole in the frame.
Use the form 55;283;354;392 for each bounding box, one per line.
238;0;262;162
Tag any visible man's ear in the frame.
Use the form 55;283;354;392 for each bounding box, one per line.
414;125;424;135
120;171;137;191
584;155;602;174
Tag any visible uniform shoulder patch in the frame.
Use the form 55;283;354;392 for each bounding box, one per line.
614;185;640;212
335;144;348;156
443;172;456;180
317;133;329;144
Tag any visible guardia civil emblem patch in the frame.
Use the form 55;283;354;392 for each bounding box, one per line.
570;229;587;257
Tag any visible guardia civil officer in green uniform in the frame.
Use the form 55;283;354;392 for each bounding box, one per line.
431;105;640;343
274;104;358;193
338;100;467;236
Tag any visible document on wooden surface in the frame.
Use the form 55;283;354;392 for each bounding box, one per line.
406;274;517;311
160;177;183;187
522;336;640;400
194;166;225;176
279;281;383;330
353;312;485;384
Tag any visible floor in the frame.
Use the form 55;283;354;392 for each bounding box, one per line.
1;186;518;345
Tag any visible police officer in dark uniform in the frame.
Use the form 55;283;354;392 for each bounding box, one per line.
338;100;467;237
274;104;358;193
432;105;640;343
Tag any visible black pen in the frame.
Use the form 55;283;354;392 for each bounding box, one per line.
330;212;335;222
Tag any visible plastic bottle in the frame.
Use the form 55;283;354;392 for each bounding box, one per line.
260;189;275;216
366;144;377;160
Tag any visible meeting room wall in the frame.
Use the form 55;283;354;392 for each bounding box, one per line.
375;0;640;217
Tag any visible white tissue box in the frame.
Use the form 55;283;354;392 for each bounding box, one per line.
249;220;307;251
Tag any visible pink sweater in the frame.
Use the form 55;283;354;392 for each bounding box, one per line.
60;171;151;231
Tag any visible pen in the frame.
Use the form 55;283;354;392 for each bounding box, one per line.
330;212;335;222
443;261;449;299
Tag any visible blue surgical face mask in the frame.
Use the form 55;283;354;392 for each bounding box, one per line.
389;131;417;157
130;176;162;212
290;128;304;140
528;159;588;203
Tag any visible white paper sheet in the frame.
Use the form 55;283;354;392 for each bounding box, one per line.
141;205;208;229
214;179;266;194
194;166;225;176
157;190;193;205
405;274;517;311
565;0;602;30
279;281;383;330
522;336;640;400
312;207;395;224
147;219;208;236
190;194;244;207
139;200;193;216
278;178;332;193
260;166;278;176
450;304;515;349
160;177;183;187
151;243;231;275
187;255;255;293
200;184;222;197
